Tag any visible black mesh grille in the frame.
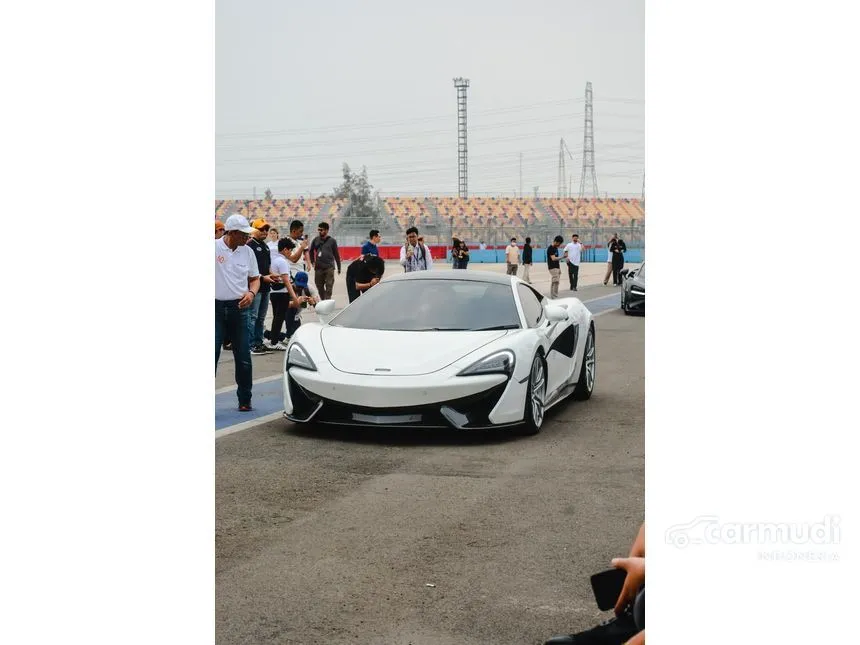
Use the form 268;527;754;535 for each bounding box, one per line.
294;379;510;428
287;375;322;420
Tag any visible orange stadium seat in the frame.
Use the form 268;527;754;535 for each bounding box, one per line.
215;196;644;239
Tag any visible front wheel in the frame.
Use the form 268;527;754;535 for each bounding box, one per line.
572;324;596;400
521;354;547;435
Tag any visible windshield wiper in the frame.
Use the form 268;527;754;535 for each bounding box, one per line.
470;324;519;331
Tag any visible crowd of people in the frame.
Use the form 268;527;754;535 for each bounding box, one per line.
496;232;625;298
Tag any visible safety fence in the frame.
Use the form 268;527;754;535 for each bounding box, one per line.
340;245;643;264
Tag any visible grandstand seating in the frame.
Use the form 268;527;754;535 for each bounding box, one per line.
541;198;645;226
215;197;644;238
383;197;434;230
215;197;348;231
427;197;545;231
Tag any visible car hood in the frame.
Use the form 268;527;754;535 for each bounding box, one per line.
320;327;510;376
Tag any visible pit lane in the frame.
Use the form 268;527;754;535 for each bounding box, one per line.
216;263;643;645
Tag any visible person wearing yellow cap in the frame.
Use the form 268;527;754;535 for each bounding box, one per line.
215;220;225;239
246;218;276;354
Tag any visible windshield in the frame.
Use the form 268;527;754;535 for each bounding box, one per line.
330;279;521;331
636;263;645;280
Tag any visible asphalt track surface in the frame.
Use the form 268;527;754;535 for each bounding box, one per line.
216;262;644;645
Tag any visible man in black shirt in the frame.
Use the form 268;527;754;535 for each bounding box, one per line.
522;237;534;284
610;234;628;286
247;218;277;354
547;235;564;299
345;255;385;303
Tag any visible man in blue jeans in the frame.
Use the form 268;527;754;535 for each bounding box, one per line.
215;214;261;412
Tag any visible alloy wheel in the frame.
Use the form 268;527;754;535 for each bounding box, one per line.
584;329;596;392
530;357;546;427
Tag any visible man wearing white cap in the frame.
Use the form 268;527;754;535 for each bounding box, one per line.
215;214;261;412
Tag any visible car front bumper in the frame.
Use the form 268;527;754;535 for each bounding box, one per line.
283;367;527;429
624;289;645;313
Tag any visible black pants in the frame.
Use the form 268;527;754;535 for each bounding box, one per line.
269;293;290;344
634;587;645;631
286;311;301;338
612;255;624;285
567;263;579;290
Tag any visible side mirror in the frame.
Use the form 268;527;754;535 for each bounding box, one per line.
544;305;569;322
314;299;337;323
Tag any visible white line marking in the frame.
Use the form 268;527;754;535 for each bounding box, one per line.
215;373;282;395
216;411;284;439
581;292;624;305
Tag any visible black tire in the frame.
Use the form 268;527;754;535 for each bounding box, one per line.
521;353;547;435
572;324;596;401
621;288;632;315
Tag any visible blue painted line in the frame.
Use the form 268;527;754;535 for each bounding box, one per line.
585;292;622;315
216;379;284;431
214;293;622;432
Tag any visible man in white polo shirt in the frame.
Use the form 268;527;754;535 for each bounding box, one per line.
216;214;261;412
563;233;583;291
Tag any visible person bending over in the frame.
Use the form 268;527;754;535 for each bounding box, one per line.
346;255;385;303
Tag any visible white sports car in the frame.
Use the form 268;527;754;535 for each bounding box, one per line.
282;271;595;434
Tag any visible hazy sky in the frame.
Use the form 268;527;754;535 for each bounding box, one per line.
216;0;644;199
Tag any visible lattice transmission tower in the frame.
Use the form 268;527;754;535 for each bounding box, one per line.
557;138;575;197
453;77;470;198
558;139;565;198
579;81;599;198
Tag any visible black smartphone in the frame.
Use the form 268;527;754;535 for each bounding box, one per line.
590;568;627;611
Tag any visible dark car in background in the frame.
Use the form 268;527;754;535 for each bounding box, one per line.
620;262;645;315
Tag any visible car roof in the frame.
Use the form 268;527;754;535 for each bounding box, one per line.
385;270;515;286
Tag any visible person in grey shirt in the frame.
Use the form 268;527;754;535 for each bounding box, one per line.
309;221;341;300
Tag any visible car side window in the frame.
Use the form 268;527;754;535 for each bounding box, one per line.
517;283;544;328
526;284;546;305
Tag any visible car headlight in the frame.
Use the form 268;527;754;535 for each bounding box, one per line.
287;342;317;371
458;350;515;377
630;286;645;295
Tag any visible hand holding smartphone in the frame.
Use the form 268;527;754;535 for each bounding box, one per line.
590;568;627;611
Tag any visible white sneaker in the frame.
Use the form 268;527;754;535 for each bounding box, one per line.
273;341;289;351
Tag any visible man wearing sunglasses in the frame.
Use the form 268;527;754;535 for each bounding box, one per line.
309;221;341;301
